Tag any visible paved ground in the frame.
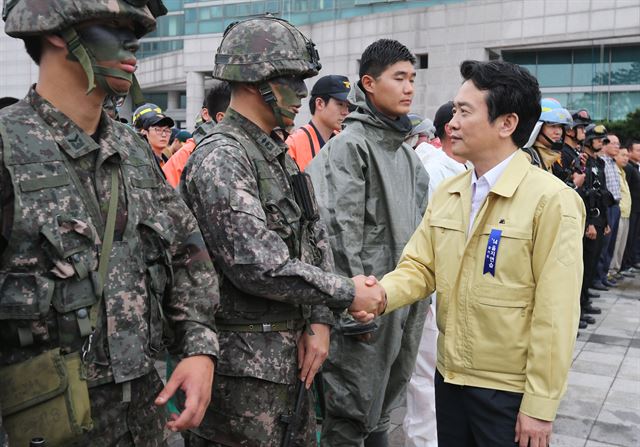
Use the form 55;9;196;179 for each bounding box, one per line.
168;273;639;447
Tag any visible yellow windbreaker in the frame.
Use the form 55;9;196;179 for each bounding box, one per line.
381;150;585;421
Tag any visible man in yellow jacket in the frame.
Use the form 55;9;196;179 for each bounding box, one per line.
377;60;585;447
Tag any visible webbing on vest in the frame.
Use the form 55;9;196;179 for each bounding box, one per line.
90;167;119;327
299;126;316;157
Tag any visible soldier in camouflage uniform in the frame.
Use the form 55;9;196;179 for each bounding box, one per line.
179;16;386;447
0;1;219;446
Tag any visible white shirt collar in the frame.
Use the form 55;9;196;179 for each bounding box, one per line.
471;151;518;190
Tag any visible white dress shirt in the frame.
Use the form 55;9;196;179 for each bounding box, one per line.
468;151;518;235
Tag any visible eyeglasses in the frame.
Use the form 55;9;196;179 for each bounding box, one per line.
150;127;171;136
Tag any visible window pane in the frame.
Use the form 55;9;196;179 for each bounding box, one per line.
609;92;640;121
610;46;640;85
164;0;183;12
573;48;607;86
543;93;569;108
568;92;608;121
143;93;168;111
503;51;537;77
185;9;197;21
536;50;571;87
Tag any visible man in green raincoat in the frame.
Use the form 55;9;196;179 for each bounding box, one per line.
306;39;430;447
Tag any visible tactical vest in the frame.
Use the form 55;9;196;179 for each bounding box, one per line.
197;122;319;326
0;101;173;383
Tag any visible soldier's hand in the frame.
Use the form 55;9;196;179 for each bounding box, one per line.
604;225;611;236
155;355;215;432
348;275;386;323
297;323;330;389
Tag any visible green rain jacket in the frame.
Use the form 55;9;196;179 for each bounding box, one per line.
306;82;430;278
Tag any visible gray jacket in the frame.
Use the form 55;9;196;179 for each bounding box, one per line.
307;83;430;278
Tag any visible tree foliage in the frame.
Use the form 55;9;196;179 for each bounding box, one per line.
602;108;640;146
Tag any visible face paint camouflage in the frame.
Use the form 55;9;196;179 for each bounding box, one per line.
78;24;138;65
74;24;139;96
268;76;308;126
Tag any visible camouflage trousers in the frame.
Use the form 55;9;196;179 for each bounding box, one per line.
70;370;169;447
185;374;316;447
321;300;429;446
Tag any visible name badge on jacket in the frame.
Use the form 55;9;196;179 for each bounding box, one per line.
483;229;502;276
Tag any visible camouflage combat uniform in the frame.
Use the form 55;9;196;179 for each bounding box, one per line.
0;87;219;446
179;16;355;447
181;108;354;447
0;2;219;445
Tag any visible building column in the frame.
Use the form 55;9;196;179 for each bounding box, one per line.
167;90;180;111
186;71;205;131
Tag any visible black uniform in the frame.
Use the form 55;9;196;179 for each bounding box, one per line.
577;154;613;315
553;142;583;186
622;160;640;269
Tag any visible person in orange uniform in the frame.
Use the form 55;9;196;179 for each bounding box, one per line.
287;74;350;170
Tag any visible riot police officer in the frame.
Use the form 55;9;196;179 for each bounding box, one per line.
577;124;614;328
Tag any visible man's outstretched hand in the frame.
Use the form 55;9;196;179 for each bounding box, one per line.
348;275;386;322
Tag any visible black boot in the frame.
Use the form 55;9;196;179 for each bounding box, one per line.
364;430;389;447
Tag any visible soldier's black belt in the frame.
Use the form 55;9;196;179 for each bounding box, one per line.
216;320;305;333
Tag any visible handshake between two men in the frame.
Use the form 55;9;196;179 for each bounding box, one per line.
347;275;387;323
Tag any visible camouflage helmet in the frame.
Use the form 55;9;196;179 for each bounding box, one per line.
2;0;166;38
213;15;321;83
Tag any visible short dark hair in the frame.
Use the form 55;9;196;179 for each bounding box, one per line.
460;60;541;148
309;94;331;115
627;138;640;149
359;39;416;79
204;81;231;118
24;36;43;65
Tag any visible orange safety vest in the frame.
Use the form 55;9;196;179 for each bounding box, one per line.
286;123;323;171
162;138;196;188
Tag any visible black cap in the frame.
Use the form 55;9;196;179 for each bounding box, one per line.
433;101;454;139
144;114;174;130
133;103;175;130
311;75;351;102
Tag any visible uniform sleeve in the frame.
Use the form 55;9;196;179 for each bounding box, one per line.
520;188;585;421
0;138;13;256
379;204;437;312
147;141;220;360
181;141;355;310
309;221;339;326
306;138;367;277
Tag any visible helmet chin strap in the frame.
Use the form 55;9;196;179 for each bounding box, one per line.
541;129;565;152
61;27;145;105
258;82;296;139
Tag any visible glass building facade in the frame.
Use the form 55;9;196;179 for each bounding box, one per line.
503;46;640;121
138;1;639;124
140;0;463;58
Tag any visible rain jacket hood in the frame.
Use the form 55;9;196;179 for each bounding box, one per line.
345;81;413;142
